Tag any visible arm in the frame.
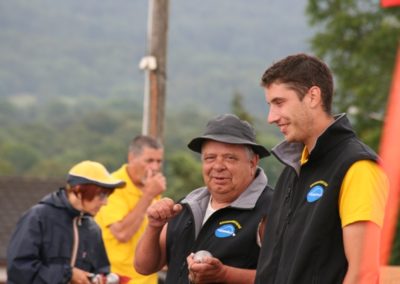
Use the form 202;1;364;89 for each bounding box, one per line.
340;161;388;284
7;211;77;284
134;197;182;274
109;171;166;242
257;217;267;246
187;254;256;284
93;226;112;274
342;221;381;284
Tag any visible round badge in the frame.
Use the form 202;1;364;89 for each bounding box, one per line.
306;185;324;203
215;224;236;238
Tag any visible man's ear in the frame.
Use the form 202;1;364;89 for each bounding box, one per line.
251;154;260;172
308;86;322;109
128;152;135;163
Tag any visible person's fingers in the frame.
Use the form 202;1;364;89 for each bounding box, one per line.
173;203;183;214
148;198;178;219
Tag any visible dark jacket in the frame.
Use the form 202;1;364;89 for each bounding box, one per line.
255;114;378;284
7;188;110;284
166;168;273;284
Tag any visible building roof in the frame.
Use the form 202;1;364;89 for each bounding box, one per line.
0;176;64;264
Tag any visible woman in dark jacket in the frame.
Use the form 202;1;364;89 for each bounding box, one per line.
7;160;125;284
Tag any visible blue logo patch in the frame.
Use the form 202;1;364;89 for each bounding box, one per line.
215;224;236;238
307;185;324;203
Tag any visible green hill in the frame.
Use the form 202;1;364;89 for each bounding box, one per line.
0;0;312;192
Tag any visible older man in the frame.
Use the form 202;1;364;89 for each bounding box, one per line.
135;114;273;284
95;135;166;284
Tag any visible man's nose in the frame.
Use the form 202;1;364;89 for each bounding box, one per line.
212;157;227;170
267;107;279;124
149;162;161;172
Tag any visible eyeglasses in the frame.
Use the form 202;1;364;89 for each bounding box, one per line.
97;191;110;200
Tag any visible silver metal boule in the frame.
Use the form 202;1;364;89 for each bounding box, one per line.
193;250;212;263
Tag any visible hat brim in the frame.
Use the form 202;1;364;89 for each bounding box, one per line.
188;134;270;158
67;175;125;189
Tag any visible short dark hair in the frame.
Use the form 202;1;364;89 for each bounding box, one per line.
261;53;333;114
128;135;163;155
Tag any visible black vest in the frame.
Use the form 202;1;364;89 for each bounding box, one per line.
255;115;378;284
166;185;273;284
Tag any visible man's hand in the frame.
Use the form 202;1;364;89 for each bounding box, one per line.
147;197;182;228
187;252;227;284
142;170;166;199
70;267;91;284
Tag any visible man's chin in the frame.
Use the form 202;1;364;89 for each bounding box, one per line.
284;135;293;142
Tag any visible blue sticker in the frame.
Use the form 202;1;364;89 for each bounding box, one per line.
215;224;236;238
307;185;324;203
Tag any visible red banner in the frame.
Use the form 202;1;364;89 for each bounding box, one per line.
379;45;400;264
381;0;400;7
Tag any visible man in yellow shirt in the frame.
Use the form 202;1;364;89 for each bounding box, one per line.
95;135;166;284
255;53;388;284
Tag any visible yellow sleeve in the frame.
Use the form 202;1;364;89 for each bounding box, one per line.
339;160;388;228
95;188;130;228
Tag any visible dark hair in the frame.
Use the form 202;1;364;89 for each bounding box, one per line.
261;53;333;114
68;184;114;201
128;135;163;155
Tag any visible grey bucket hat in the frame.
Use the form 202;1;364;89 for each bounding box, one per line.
187;114;270;158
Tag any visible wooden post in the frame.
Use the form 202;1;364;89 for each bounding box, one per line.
141;0;169;142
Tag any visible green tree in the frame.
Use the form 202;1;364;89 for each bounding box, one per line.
306;0;400;150
1;142;40;174
231;90;254;124
164;151;203;200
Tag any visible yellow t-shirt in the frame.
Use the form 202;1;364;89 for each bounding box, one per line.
95;165;159;284
339;160;388;227
301;148;388;228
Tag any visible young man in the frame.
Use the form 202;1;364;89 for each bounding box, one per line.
7;160;125;284
135;114;273;284
95;135;166;284
255;53;388;284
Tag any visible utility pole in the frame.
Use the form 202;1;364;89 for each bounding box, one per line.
140;0;169;142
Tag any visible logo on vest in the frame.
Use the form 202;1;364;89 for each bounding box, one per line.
307;185;324;203
215;220;241;238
